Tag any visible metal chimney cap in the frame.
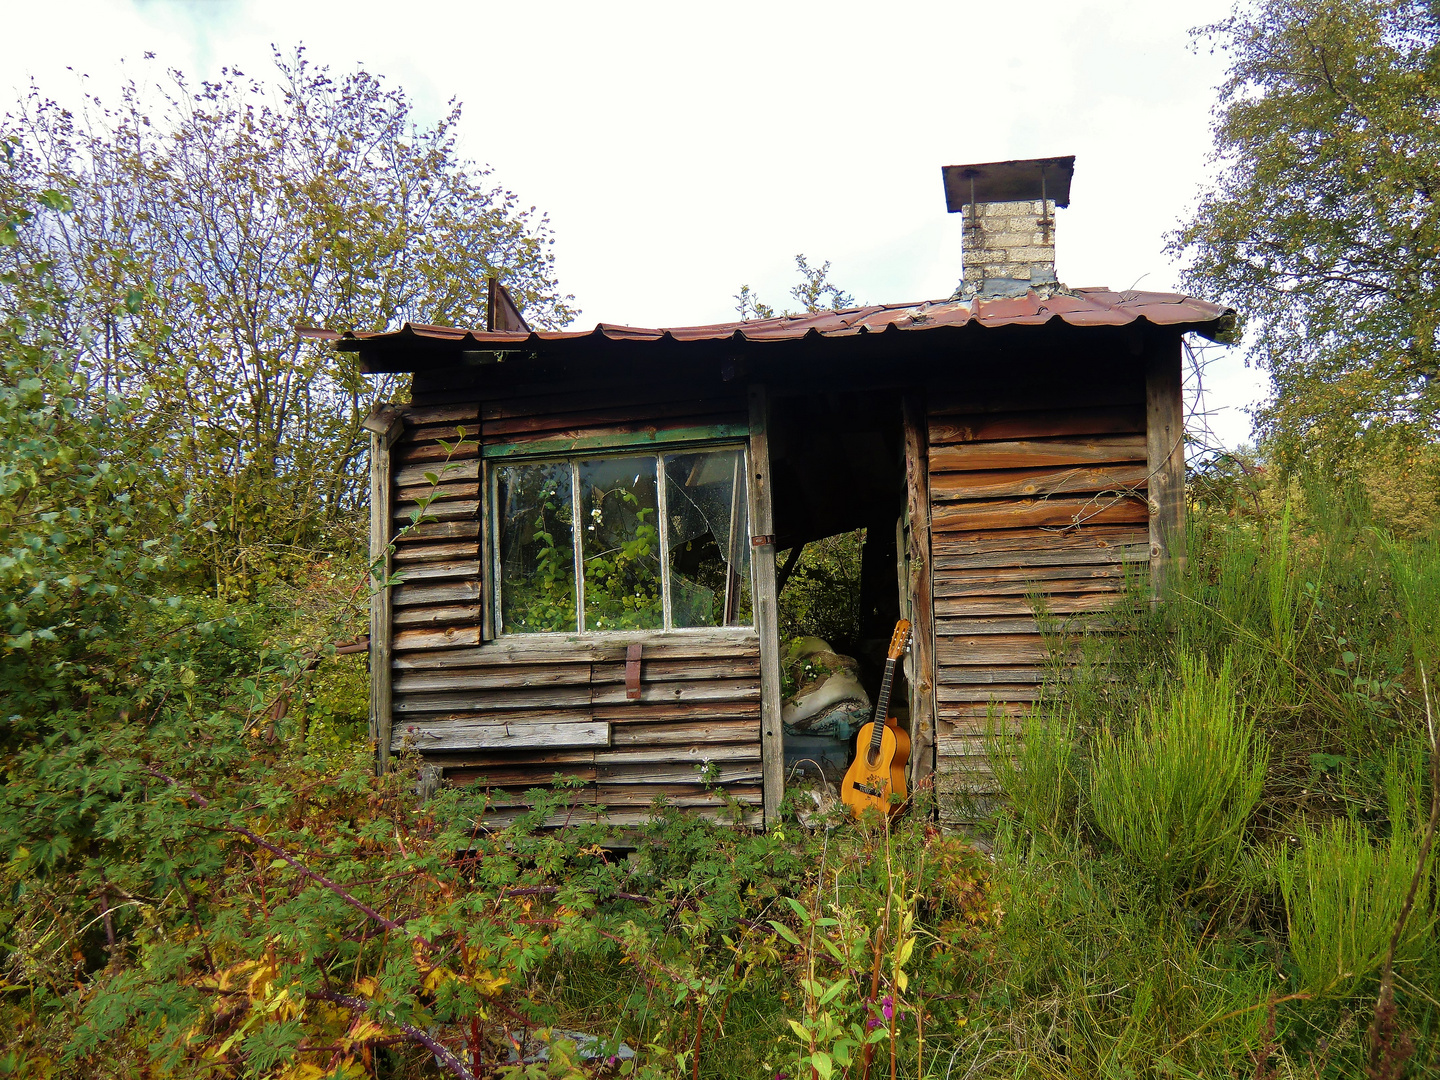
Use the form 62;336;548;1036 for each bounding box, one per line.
941;156;1075;213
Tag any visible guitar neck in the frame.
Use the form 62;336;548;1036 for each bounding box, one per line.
869;659;897;752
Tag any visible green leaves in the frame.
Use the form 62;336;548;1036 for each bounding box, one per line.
1174;1;1440;464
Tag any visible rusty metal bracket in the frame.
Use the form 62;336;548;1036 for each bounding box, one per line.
750;534;775;547
625;643;643;701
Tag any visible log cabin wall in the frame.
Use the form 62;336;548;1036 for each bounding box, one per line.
380;363;764;827
922;338;1178;818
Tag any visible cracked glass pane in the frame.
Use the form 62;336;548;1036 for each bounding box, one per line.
664;449;751;627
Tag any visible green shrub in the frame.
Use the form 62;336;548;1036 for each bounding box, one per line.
1090;653;1268;889
1280;817;1431;997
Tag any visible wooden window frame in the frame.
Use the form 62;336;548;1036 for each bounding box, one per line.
487;439;755;637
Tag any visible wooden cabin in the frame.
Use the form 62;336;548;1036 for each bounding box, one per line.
335;159;1234;827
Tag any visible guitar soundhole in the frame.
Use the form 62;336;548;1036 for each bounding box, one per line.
865;749;880;769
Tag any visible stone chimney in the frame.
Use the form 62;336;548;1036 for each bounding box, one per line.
941;156;1074;299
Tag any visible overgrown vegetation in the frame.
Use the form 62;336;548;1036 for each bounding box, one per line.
5;5;1440;1077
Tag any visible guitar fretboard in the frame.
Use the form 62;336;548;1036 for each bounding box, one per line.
869;659;897;753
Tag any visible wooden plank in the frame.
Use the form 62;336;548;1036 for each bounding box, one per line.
591;678;760;706
391;603;481;628
391;664;592;694
393;625;483;651
396;480;480;503
397;422;481;445
929;435;1146;473
393;498;481;522
593;783;764;808
936;616;1043;636
609;719;761;746
391;720;611;753
393;685;593;714
397;709;593;739
412;628;759;665
593;700;761;722
392;580;482;608
938;666;1048;685
934;593;1129;617
394;541;481;565
395;458;481;488
938;685;1044;703
930;525;1147;558
936;614;1115;636
392;580;481;608
937;734;996;758
389;630;759;666
393;559;482;583
936;634;1063;666
930;462;1150;502
369;428;395;775
448;764;598;789
595;743;760;766
482;421;748;459
928;405;1146;446
596;761;765;785
748;385;785;827
930;496;1147;533
1146;335;1185;597
933;543;1149;571
396;519;480;542
591;657;760;683
393;442;481;465
903;393;936;790
933;564;1131;598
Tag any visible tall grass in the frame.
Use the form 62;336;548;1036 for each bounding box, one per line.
1280;817;1431;996
986;703;1081;848
1090;652;1268;889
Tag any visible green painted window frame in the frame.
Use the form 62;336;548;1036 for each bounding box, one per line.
488;439;755;636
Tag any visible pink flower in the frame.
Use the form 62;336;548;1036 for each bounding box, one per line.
882;996;894;1021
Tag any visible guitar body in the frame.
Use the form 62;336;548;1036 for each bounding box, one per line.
841;620;914;820
841;718;911;818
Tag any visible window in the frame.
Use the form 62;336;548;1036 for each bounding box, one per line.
493;446;752;633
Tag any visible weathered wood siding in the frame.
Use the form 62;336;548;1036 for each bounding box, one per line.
925;375;1152;812
381;379;763;827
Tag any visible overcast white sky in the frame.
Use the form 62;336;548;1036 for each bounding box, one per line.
3;0;1268;446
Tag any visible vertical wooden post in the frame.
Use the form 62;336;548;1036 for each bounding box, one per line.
901;393;936;791
365;407;401;775
747;386;785;826
1145;334;1186;598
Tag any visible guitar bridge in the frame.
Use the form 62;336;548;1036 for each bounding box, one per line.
851;781;885;798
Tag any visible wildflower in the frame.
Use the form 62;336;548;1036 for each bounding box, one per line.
882;995;894;1021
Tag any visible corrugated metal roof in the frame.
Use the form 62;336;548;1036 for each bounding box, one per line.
333;287;1234;368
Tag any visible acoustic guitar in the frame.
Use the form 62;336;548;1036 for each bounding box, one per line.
841;620;912;820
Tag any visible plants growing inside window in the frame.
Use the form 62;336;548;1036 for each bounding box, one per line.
493;446;751;633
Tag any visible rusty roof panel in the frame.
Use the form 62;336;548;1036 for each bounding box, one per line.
337;287;1234;369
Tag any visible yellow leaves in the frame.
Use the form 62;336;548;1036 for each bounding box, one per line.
278;1065;332;1080
341;1015;388;1050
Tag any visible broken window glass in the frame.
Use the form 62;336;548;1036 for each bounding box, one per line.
578;455;663;631
663;448;751;627
495;461;576;633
